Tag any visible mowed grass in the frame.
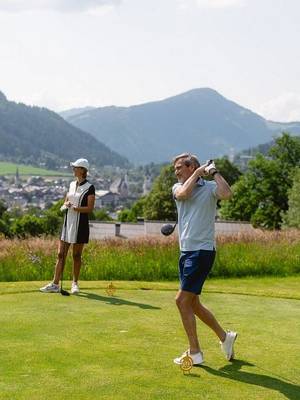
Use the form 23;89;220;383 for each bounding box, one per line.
0;161;70;176
0;277;299;400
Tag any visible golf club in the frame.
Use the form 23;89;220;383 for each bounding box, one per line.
60;274;70;296
60;242;70;296
205;159;213;173
161;222;177;236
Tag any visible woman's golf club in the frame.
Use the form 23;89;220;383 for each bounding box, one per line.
60;242;70;296
60;274;70;296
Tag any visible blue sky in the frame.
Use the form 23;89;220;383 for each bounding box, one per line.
0;0;299;121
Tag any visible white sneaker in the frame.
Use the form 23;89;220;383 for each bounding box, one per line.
40;282;60;293
220;331;237;360
71;282;80;294
174;350;204;365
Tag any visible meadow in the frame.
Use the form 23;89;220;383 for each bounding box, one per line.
0;161;70;176
0;230;299;282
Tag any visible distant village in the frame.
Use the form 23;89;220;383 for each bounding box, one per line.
0;154;255;214
0;168;153;214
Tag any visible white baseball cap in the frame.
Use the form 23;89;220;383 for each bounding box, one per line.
70;158;89;170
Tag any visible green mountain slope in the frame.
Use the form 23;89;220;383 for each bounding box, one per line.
0;91;129;169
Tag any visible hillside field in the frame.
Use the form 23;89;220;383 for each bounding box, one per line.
0;161;70;177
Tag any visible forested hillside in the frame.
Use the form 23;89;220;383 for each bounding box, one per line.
0;91;129;169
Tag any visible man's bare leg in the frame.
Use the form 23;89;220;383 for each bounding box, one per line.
192;296;226;342
175;290;201;354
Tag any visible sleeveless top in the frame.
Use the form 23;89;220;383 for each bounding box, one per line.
61;180;95;244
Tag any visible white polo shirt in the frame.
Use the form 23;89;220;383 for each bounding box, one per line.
172;179;218;251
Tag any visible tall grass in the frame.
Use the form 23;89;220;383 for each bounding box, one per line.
0;230;299;282
213;230;300;277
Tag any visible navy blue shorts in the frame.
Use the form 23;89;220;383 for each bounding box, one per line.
179;249;216;295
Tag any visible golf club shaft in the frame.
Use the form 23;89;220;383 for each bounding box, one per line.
60;241;70;296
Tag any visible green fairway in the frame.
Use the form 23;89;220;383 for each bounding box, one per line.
0;161;70;176
0;277;299;399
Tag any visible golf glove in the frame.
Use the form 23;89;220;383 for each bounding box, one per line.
204;160;217;175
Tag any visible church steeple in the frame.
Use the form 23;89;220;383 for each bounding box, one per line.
15;167;20;185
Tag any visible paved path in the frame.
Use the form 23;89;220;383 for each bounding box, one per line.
90;220;255;239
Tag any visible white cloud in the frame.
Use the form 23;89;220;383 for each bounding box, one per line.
258;93;300;122
177;0;245;9
196;0;245;8
0;0;121;13
176;0;187;10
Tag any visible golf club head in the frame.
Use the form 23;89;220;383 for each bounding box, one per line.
161;223;176;236
60;288;70;296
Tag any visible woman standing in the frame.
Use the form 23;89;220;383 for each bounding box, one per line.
40;158;95;294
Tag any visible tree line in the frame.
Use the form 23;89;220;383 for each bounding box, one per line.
0;200;113;238
118;133;300;230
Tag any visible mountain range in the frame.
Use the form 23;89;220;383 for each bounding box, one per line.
0;91;128;169
1;88;300;169
61;88;300;164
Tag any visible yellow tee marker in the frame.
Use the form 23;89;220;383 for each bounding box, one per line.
180;351;193;374
106;282;116;296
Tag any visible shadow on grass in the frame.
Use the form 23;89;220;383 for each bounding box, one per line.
77;291;161;310
199;359;300;400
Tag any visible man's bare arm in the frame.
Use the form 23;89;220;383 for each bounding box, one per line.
213;173;232;200
175;164;208;200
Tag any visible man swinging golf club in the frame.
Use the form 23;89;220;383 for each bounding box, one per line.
172;153;237;366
